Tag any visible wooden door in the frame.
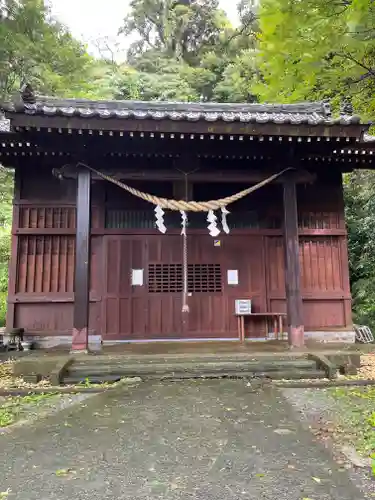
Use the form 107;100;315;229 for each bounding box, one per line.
102;235;184;340
102;234;267;340
182;234;267;339
220;235;267;338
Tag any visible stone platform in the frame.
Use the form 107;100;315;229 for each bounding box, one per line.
9;341;370;385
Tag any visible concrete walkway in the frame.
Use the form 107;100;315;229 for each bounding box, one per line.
0;380;366;500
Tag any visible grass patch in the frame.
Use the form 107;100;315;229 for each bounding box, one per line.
329;386;375;457
0;392;58;427
0;291;7;327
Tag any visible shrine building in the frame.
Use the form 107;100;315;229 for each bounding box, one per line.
0;87;373;350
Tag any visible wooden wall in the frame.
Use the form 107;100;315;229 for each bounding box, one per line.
7;166;352;339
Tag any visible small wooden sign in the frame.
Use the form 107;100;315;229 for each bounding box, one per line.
235;299;252;315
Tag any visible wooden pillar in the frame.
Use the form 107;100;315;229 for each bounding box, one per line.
6;169;21;330
283;174;304;347
71;167;91;352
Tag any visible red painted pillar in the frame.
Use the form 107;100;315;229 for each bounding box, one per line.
71;167;91;352
283;174;304;347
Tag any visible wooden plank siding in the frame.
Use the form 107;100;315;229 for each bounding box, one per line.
7;168;352;339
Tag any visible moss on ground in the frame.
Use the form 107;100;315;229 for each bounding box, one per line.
329;386;375;460
0;393;59;427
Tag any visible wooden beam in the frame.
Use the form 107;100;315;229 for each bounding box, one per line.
71;167;91;352
55;166;316;184
283;173;304;347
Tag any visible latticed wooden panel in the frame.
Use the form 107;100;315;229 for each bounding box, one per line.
105;209;277;229
188;264;222;293
148;264;222;293
19;207;76;229
298;211;341;229
148;264;183;293
17;235;75;293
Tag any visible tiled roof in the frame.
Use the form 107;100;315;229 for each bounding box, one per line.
2;94;363;126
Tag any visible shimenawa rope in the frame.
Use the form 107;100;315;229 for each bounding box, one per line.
77;163;292;212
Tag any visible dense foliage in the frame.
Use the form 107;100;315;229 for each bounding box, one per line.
0;0;375;327
256;0;375;118
0;167;13;325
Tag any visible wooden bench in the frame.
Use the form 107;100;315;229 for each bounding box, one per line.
235;312;287;342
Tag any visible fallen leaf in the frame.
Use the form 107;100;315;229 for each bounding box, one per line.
55;468;75;477
274;428;293;435
312;477;321;483
255;473;265;478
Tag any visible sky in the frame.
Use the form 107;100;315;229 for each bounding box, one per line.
49;0;239;60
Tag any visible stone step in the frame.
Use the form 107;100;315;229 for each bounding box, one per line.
152;369;327;381
68;359;317;377
73;354;304;366
62;369;326;385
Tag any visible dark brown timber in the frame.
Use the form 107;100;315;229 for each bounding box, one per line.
72;167;91;351
283;173;304;347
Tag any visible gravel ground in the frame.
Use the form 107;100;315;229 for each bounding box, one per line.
282;386;375;499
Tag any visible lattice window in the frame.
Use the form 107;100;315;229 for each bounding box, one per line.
148;264;222;293
188;264;222;293
148;264;183;293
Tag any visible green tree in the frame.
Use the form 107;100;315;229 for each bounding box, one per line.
344;171;375;327
121;0;230;65
112;60;199;101
118;0;259;102
0;0;94;99
256;0;375;118
212;50;258;102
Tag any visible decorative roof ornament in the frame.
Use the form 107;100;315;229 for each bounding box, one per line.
322;99;332;117
340;97;353;116
20;83;36;105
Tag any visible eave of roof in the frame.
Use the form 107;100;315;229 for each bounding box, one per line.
1;94;364;127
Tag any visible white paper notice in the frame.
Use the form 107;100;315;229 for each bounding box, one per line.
131;269;144;286
227;269;239;285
